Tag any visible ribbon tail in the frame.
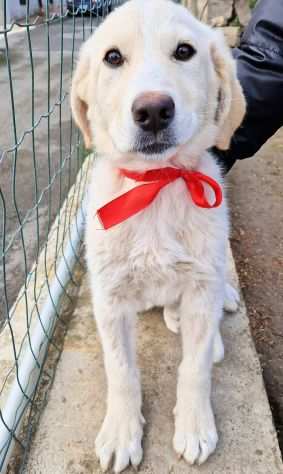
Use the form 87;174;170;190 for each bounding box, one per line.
185;179;208;207
185;176;222;208
97;180;168;229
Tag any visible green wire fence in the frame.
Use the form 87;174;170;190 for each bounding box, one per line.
0;1;122;471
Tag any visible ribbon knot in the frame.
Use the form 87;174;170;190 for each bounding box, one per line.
97;166;222;230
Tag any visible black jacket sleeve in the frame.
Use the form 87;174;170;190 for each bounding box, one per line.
215;0;283;172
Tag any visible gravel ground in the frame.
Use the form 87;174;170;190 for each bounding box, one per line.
228;128;283;452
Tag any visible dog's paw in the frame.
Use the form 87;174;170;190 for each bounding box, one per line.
213;330;224;364
95;408;144;473
163;305;180;334
224;283;240;313
173;397;218;465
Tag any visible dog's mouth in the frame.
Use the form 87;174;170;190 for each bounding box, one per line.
136;142;173;155
133;132;176;157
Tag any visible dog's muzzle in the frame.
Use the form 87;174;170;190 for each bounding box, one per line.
131;92;177;155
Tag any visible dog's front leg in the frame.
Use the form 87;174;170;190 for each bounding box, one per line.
94;296;144;473
173;281;223;465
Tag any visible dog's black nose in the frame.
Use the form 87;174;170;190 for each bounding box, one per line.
132;92;175;134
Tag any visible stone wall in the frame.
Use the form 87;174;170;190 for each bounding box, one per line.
181;0;251;27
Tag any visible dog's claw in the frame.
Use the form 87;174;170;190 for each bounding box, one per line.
224;283;240;313
96;408;144;473
174;396;218;466
163;305;180;334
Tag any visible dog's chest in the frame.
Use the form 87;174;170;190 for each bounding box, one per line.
89;179;223;300
123;225;195;307
126;199;194;274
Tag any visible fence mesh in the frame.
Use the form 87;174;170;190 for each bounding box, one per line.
0;1;122;471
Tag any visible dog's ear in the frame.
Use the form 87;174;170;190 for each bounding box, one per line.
211;34;246;150
71;43;93;150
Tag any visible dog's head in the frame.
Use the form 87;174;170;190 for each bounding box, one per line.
71;0;245;162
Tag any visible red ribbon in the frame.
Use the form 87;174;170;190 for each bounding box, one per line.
97;167;222;230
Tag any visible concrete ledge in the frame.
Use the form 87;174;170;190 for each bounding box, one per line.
0;156;92;410
0;155;93;472
25;256;282;473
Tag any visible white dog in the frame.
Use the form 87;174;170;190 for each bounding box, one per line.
71;0;246;471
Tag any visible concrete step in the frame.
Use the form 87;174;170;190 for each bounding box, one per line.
25;258;282;474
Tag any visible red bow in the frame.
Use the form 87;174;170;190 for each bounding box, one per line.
97;167;222;230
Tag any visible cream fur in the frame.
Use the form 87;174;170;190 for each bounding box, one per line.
71;0;246;472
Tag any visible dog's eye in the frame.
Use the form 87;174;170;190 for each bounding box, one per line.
174;43;196;61
104;49;124;67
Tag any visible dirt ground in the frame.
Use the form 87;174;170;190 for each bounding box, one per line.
228;128;283;452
